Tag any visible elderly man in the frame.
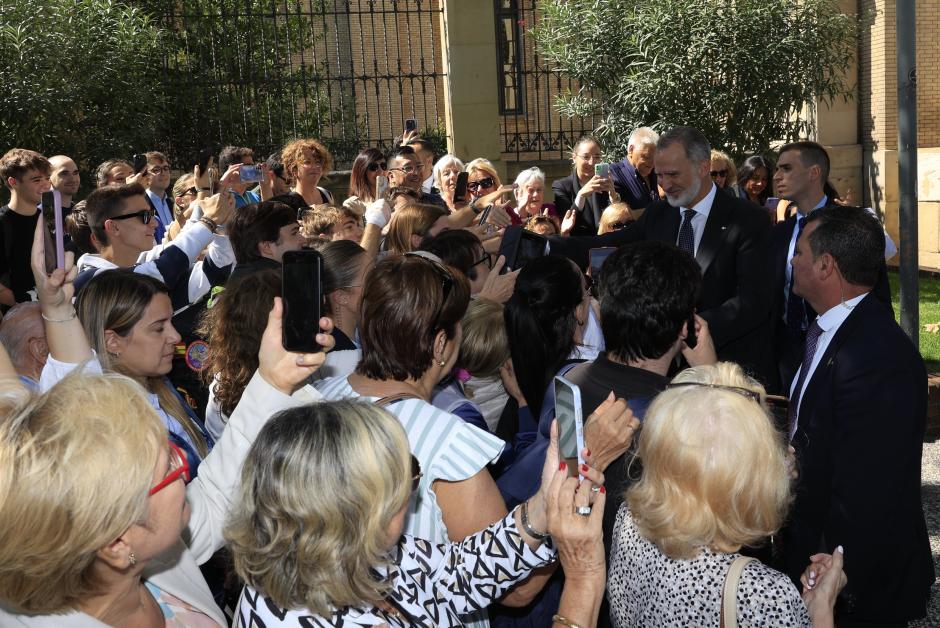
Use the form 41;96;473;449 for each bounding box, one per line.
610;126;661;210
0;302;47;391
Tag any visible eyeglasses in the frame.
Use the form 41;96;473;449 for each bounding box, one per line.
576;153;603;162
404;252;454;335
710;170;729;178
182;186;198;196
108;208;156;225
665;382;762;403
467;177;495;192
388;164;423;175
367;161;388;172
410;454;423;492
609;220;632;230
471;252;493;270
148;166;171;175
149;442;191;495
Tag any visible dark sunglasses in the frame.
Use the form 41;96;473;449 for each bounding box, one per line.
182;186;198;196
710;170;729;178
609;220;632;230
404;252;454;335
665;382;762;403
108;208;156;225
367;161;388;172
411;454;423;492
467;177;495;192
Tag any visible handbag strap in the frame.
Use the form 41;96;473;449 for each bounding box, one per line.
720;556;757;628
373;393;420;407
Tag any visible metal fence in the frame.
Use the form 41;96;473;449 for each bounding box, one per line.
495;0;601;162
155;0;447;169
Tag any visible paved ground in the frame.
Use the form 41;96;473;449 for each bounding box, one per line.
913;438;940;627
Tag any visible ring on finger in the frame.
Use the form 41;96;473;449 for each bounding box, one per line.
590;485;602;494
576;505;592;517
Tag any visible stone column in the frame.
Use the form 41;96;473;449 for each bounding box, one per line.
439;0;505;180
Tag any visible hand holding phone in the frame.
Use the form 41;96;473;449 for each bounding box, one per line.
454;171;469;203
132;153;148;175
555;376;586;479
239;165;264;183
282;250;324;352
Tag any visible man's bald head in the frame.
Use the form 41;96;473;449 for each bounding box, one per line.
49;154;80;199
0;302;47;382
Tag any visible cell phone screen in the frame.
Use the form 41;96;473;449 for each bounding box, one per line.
376;175;389;199
281;250;323;353
554;376;585;479
240;165;263;183
589;247;616;278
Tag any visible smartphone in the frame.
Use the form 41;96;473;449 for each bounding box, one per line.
376;174;389;199
765;196;780;210
454;171;469;202
40;190;66;272
206;167;217;195
132;153;148;175
588;247;616;278
554;376;585;480
281;250;324;353
496;226;546;273
595;163;610;178
405;118;418;133
239;165;263;183
685;311;698;349
196;148;214;178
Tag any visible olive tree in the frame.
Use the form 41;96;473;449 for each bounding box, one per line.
532;0;859;159
0;0;166;172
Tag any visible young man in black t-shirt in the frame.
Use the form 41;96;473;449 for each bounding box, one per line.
0;149;52;306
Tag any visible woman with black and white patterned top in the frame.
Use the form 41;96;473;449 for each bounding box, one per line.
607;363;847;628
225;399;609;628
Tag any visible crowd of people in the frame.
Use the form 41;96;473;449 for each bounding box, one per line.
0;122;931;628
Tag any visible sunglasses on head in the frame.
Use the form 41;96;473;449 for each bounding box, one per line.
403;252;454;335
467;177;495;191
367;161;388;172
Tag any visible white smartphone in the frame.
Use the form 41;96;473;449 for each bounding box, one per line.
554;376;585;480
376;174;389;199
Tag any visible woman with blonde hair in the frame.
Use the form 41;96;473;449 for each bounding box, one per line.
226;398;610;627
384;202;449;254
465;157;503;202
607;362;846;628
0;227;334;626
597;202;635;235
710;149;737;191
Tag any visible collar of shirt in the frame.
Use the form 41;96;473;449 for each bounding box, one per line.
796;194;829;217
680;182;717;219
815;291;868;334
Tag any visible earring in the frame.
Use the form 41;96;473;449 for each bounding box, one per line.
576;318;585;327
439;360;446;367
128;553;137;566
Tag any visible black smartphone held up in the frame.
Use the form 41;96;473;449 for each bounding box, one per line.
196;148;214;178
685;311;698;349
454;171;469;203
40;190;65;272
405;118;418;133
496;225;546;274
132;153;148;175
478;204;494;226
281;249;324;353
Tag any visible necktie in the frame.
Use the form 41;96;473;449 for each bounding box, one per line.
788;319;823;440
785;215;809;332
677;208;696;255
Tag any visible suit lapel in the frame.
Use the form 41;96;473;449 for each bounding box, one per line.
694;195;730;274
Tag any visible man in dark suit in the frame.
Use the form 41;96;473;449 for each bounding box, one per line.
772;141;892;389
609;126;660;210
551;137;615;236
783;206;933;626
549;126;776;388
142;151;174;243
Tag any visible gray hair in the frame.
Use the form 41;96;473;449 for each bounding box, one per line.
432;154;465;188
513;167;545;188
0;302;43;370
628;127;660;150
657;127;711;164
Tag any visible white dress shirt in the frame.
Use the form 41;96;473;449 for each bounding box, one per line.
789;292;870;422
145;188;174;229
675;182;718;256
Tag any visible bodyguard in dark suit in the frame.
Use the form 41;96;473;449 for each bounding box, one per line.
784;206;933;626
551;137;614;236
772;141;893;390
549;127;776;389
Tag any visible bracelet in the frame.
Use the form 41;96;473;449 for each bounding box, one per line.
41;310;77;323
552;614;584;628
199;216;219;233
520;500;550;541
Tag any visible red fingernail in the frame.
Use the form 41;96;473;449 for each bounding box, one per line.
559;461;567;471
600;486;606;494
581;463;589;473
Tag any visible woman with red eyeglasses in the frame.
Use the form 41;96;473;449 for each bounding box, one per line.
0;227;335;627
343;147;388;216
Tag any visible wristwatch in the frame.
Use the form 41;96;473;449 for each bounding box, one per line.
469;199;482;215
199;216;220;233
